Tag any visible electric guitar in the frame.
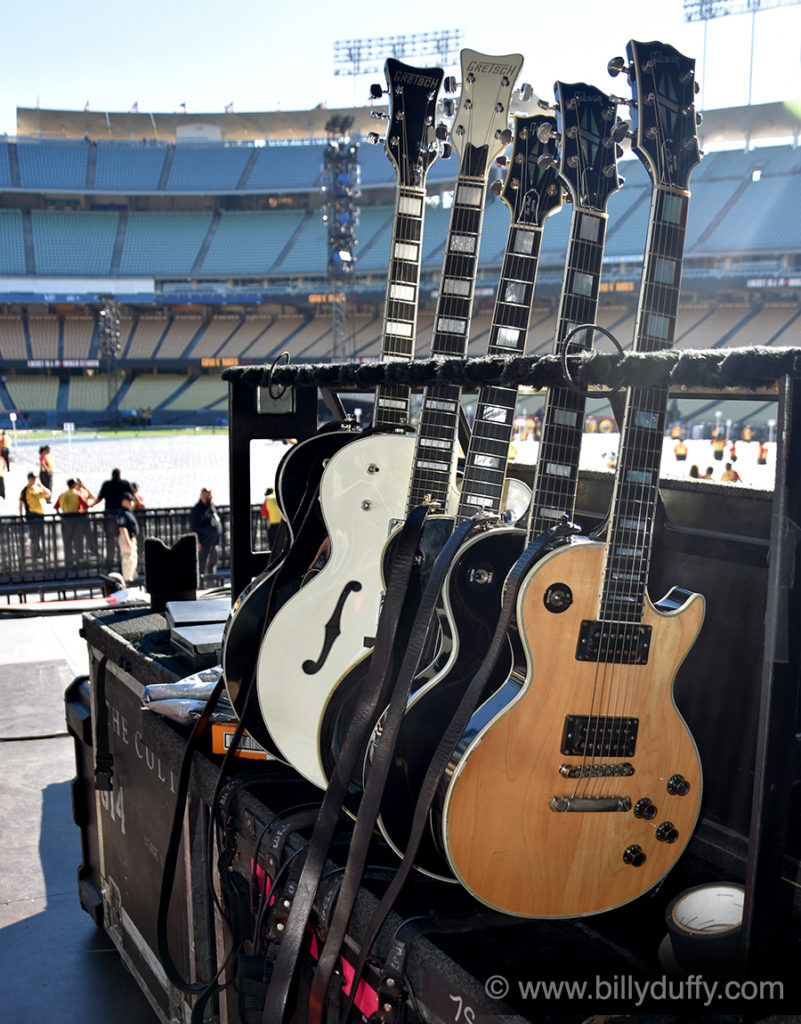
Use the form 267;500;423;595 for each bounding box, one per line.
321;109;563;801
376;83;625;876
256;50;523;789
221;59;444;748
439;40;704;917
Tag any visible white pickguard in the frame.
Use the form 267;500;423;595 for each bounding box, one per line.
255;432;416;788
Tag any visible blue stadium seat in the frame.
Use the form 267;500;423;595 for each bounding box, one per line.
17;141;89;190
94;142;168;190
31;210;117;275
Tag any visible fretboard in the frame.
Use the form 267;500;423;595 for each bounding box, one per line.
456;224;544;521
407;173;488;512
528;209;608;537
373;185;426;430
600;187;690;623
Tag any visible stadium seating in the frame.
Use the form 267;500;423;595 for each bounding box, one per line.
0;126;799;430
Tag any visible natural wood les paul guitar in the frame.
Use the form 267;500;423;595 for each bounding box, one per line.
439;40;705;917
377;82;625;877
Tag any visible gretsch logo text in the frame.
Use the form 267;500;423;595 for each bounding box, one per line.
395;71;441;89
466;61;517;76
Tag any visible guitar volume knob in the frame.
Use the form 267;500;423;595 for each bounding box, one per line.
622;844;646;867
655;821;679;844
667;773;691;796
633;798;657;820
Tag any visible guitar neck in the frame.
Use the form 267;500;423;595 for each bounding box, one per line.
373;184;426;429
528;209;608;536
408;173;489;511
601;187;690;623
457;224;544;521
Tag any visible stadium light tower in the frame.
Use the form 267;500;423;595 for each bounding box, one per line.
333;30;462;78
322;116;359;362
683;0;801;106
98;299;121;425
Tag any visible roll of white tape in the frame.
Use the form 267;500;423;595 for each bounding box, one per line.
665;883;745;974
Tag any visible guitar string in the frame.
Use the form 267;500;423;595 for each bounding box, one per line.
376;74;437;429
584;64;684;802
408;68;518;516
589;65;694;809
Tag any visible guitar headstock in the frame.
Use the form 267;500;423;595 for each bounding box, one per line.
554;82;624;212
610;39;701;190
379;59;444;188
496;114;562;228
449;49;524;178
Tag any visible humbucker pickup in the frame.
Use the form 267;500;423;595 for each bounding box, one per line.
561;714;639;757
576;620;652;664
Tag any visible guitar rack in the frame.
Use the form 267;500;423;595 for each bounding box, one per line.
69;346;801;1022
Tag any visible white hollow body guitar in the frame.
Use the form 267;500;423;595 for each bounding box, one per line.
256;50;523;788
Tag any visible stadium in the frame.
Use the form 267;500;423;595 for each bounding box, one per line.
0;94;799;434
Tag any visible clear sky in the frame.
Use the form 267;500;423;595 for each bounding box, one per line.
2;0;800;135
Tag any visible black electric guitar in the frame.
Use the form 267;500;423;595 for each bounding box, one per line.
320;110;564;797
376;83;625;875
221;58;444;748
256;50;523;789
439;40;704;917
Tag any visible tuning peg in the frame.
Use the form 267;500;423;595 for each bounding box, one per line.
517;82;534;102
366;131;383;145
610;120;630;144
537;98;557;112
435;122;449;141
536;121;558;144
490;179;503;196
695;112;703;127
495;127;513;144
537;153;559;170
370;110;389;121
441;97;456;118
440;142;453;159
496;155;509;168
608;56;631;78
444;75;458;93
369;83;384;100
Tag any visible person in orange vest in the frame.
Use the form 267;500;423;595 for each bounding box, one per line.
757;438;768;466
721;462;741;483
741;424;753;442
0;429;9;470
712;435;726;461
39;445;53;490
674;439;688;461
729;442;738;463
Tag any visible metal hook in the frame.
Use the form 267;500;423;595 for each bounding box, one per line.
267;351;291;401
559;323;625;398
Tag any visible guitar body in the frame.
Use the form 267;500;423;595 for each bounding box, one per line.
375;525;527;875
222;426;359;748
440;540;704;918
318;510;459;800
256;432;415;788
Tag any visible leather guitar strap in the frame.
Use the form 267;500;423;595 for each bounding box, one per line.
261;503;429;1024
341;525;569;1018
308;516;484;1024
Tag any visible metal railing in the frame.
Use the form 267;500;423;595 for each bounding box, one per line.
0;505;272;598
